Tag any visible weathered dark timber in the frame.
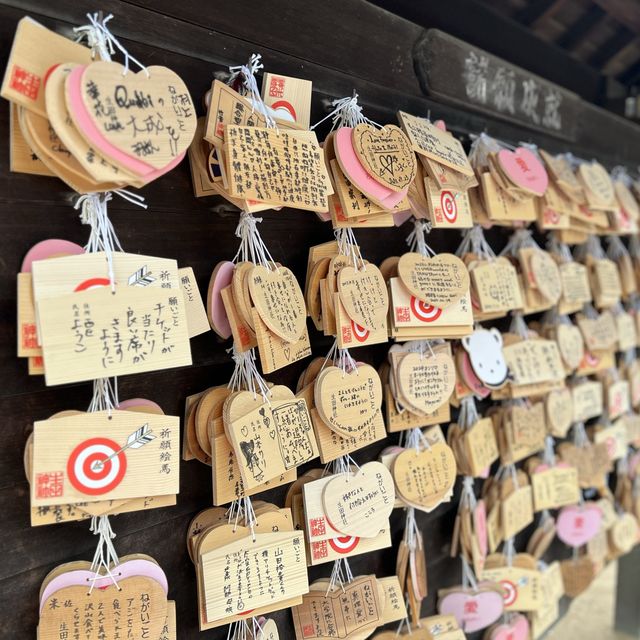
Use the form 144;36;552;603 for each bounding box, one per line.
0;1;633;638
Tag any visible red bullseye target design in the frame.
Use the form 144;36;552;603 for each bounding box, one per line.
410;296;442;323
441;190;457;223
500;580;518;607
329;535;360;554
67;437;127;495
351;320;370;342
74;277;111;292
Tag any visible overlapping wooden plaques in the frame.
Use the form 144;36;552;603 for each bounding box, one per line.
39;556;176;640
2;18;196;192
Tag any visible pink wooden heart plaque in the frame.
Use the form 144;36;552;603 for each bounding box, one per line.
489;614;530;640
497;147;549;196
556;503;602;547
439;589;503;633
21;239;85;273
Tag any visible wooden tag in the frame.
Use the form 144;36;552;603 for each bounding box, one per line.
480;566;542;611
545;388;573;438
556;323;585;370
261;73;312;129
531;466;580;511
578;162;614;207
292;576;382;640
397;111;473;176
461;328;509;389
9;102;54;176
590;259;622;308
397;253;469;308
572;381;603;422
75;61;196;171
616;312;637;351
225;392;317;490
248;265;306;343
338;264;388;332
505;403;547;464
425;179;473;229
557;442;610;488
322;462;395;538
38;285;191;385
393;443;456;511
501;485;534;539
560;556;595;598
609;513;638;554
40;576;167;640
1;17;92;116
464;418;499;477
396;351;455;415
528;251;561;303
469;258;523;313
606;381;631;421
351;123;416;192
503;339;565;387
558;262;592;313
17;272;40;357
594;420;628;460
315;364;383;438
226;126;331;211
201;529;308;624
178;267;210;338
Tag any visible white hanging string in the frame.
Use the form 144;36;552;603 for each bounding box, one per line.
546;236;574;263
335;228;365;271
228;54;275;128
542;435;556;467
509;312;529;339
499;228;538;257
406;220;435;257
227;347;271;402
503;537;516;567
459;396;479;430
87;377;119;416
326;557;354;595
611;166;633;188
468;133;505;171
74;12;148;76
606;235;631;262
88;515;120;592
233;212;278;270
581;302;599;320
461;555;479;592
311;92;384;131
574;235;605;262
455;225;496;260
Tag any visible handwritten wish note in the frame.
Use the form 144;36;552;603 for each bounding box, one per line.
503;339;565;386
397;111;473;176
532;467;580;511
291;576;382;640
501;485;534;539
201;531;308;624
38;285;191;385
227;397;317;490
225;125;331;212
470;259;523;312
32;410;179;506
572;381;603;422
559;262;591;308
464;417;499;476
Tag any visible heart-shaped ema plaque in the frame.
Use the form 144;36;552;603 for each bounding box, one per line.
248;265;306;343
351;123;416;192
40;576;168;640
397;252;469;309
71;61;196;173
314;364;382;438
393;443;457;511
497;147;548;196
578;162;614;206
529;250;561;304
438;587;504;633
488;613;530;640
396;351;456;415
337;264;388;332
556;503;602;547
322;461;395;538
556;323;585;371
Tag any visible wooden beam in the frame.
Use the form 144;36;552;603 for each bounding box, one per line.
593;0;640;35
588;26;636;68
515;0;568;27
557;5;607;51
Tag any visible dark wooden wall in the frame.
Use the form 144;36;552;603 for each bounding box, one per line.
0;1;637;638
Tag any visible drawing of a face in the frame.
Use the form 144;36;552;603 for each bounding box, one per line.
461;328;509;389
239;440;263;481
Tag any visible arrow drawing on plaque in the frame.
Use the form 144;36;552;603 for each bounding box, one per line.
91;424;156;471
128;265;156;287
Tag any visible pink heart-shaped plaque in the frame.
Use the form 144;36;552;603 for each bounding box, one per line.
438;589;503;633
40;558;168;613
557;503;602;547
497;148;549;196
458;350;491;398
474;500;488;558
489;614;530;640
21;239;85;273
207;261;235;339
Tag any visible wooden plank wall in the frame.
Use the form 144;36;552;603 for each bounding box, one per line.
0;1;635;637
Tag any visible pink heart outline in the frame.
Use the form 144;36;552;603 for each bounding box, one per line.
438;589;504;633
556;503;602;547
497;148;548;196
489;613;530;640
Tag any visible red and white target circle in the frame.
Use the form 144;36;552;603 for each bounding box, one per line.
410;296;442;323
440;190;457;223
74;277;111;292
271;100;297;122
500;580;518;607
329;535;360;554
351;320;370;342
67;437;127;495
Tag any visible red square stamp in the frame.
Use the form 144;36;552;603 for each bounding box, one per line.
10;66;41;101
36;471;64;499
310;516;326;537
303;625;314;637
395;306;410;323
21;322;38;349
311;540;327;560
268;76;285;99
341;325;352;344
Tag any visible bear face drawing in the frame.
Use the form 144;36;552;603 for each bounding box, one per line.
461;327;509;389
